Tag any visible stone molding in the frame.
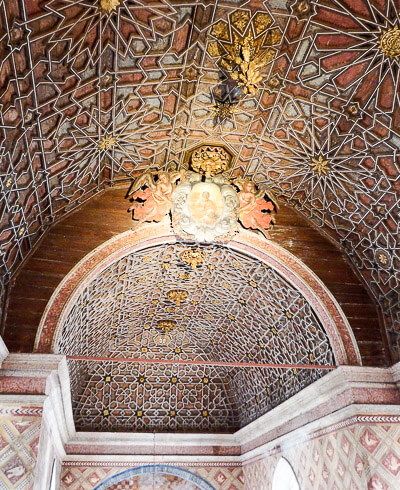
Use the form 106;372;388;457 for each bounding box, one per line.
237;364;398;451
0;335;8;367
2;355;400;463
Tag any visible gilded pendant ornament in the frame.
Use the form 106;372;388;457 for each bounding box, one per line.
100;0;121;13
211;100;238;121
310;155;330;175
153;319;177;345
156;320;177;333
190;145;232;176
167;289;188;306
98;135;116;151
208;10;282;96
379;26;400;58
179;249;205;269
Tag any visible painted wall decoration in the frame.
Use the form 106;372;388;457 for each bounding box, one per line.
60;464;244;490
243;422;400;490
0;0;399;359
56;242;334;432
0;409;42;489
93;465;216;490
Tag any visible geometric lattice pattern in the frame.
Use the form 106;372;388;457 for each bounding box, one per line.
57;243;334;432
243;422;400;490
0;413;41;490
0;0;399;359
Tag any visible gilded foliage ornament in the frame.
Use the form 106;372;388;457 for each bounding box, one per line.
211;101;238;121
167;290;188;306
208;10;282;95
190;145;232;176
156;320;177;333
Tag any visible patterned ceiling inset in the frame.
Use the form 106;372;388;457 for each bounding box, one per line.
58;243;334;432
0;0;399;360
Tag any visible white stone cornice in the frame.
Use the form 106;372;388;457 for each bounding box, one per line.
0;336;8;367
68;431;236;448
1;353;65;375
241;404;400;463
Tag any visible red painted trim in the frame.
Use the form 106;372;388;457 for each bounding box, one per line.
67;355;336;370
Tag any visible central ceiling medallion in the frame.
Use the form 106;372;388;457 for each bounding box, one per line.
126;144;277;242
207;10;282;96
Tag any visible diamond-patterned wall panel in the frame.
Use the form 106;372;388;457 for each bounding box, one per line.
243;422;400;490
0;412;42;490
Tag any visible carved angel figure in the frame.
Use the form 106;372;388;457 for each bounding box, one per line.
235;179;277;237
126;171;183;225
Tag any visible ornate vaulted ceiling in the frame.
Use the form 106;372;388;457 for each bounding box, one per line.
0;0;399;360
57;243;334;432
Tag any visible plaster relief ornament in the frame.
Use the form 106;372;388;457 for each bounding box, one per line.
235;179;278;238
172;176;239;242
126;170;183;225
126;145;277;242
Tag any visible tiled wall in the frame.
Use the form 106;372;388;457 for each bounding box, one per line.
60;464;244;490
243;423;400;490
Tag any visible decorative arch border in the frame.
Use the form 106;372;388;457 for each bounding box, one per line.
93;464;215;490
34;221;361;365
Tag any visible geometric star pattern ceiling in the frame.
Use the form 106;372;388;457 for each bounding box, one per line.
0;0;399;358
57;243;334;432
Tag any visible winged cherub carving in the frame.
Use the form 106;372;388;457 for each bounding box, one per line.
126;170;184;225
234;179;278;238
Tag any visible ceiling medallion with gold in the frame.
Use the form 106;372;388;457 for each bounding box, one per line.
211;100;238;122
98;135;116;151
310;155;330;175
207;10;282;96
